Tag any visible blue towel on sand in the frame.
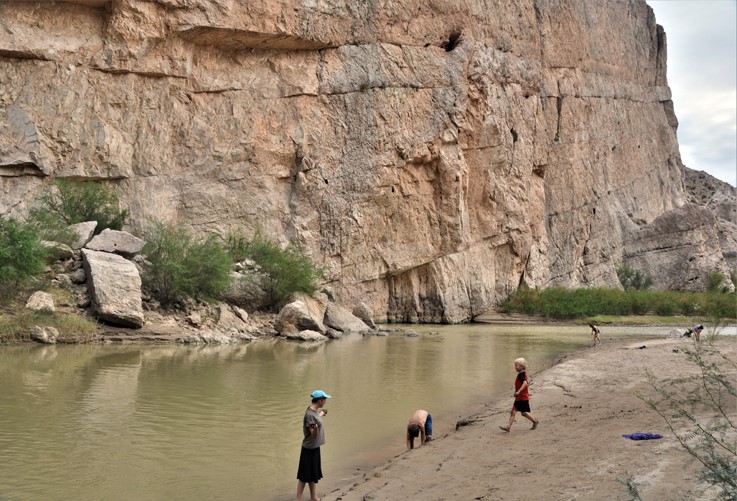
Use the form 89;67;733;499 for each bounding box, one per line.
623;433;663;440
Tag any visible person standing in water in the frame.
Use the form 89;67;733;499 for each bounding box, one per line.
500;358;539;432
297;390;331;501
589;323;601;346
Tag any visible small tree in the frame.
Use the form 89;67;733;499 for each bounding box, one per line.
0;215;47;301
617;265;653;291
229;229;323;311
636;340;736;498
29;179;129;237
141;221;232;307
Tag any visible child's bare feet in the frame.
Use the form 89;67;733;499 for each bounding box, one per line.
499;426;510;432
531;420;539;430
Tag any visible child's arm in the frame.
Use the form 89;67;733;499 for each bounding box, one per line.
420;426;426;445
515;380;528;397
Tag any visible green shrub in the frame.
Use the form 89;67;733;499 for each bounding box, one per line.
617;264;653;291
706;271;725;293
232;230;324;311
141;222;232;307
501;287;736;320
0;215;47;301
29;179;129;237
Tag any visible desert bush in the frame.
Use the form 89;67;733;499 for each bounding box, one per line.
0;215;47;301
230;230;323;311
29;179;129;238
637;341;736;498
706;271;726;293
501;287;736;320
141;222;232;307
617;264;653;291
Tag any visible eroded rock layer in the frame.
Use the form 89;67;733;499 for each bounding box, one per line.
1;0;728;321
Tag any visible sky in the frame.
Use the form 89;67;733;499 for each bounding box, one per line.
647;0;737;186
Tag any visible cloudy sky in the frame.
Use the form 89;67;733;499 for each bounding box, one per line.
647;0;736;186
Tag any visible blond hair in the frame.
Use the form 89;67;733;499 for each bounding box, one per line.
514;357;527;369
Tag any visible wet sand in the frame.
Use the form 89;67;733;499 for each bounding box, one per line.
322;337;736;501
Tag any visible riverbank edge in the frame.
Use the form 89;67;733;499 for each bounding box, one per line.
320;336;735;501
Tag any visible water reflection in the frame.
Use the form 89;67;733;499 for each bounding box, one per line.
0;323;699;500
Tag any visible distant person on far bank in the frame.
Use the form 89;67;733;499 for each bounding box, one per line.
297;390;331;501
500;358;539;432
406;409;433;450
589;323;601;346
693;324;704;341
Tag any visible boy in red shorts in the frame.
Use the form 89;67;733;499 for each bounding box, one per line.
500;358;539;432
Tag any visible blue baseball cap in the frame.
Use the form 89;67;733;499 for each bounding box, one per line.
311;390;331;399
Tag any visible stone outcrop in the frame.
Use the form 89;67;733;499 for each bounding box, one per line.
353;302;377;330
42;241;74;263
683;167;737;271
85;229;145;257
324;303;373;334
623;204;731;291
69;221;97;250
82;248;144;327
274;299;326;336
1;0;733;322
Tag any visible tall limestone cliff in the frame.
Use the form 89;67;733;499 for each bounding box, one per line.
0;0;731;322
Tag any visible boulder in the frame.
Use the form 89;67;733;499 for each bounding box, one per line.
178;330;253;344
69;268;87;284
284;329;328;342
42;241;74;263
352;302;377;329
274;300;326;335
85;229;146;258
25;291;55;312
324;303;372;334
216;304;250;333
68;221;97;250
30;325;58;344
82;248;144;328
186;312;202;327
324;327;343;339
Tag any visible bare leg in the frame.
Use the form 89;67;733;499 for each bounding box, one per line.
308;482;320;501
521;412;539;429
297;480;306;501
500;410;516;431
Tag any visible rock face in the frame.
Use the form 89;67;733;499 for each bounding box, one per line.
82;248;144;327
0;0;732;322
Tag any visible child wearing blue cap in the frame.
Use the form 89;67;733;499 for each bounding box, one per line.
297;390;331;501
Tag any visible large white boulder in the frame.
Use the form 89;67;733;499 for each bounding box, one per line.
82;248;144;328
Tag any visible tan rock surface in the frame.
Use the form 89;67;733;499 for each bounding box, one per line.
1;0;729;321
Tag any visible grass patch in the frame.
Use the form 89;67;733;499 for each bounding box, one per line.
0;307;99;344
502;287;737;320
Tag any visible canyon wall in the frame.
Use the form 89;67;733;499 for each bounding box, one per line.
0;0;730;321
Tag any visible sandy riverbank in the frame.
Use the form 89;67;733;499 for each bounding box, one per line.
321;337;736;501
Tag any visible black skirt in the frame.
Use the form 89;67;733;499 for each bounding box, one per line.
513;400;531;413
297;446;323;483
